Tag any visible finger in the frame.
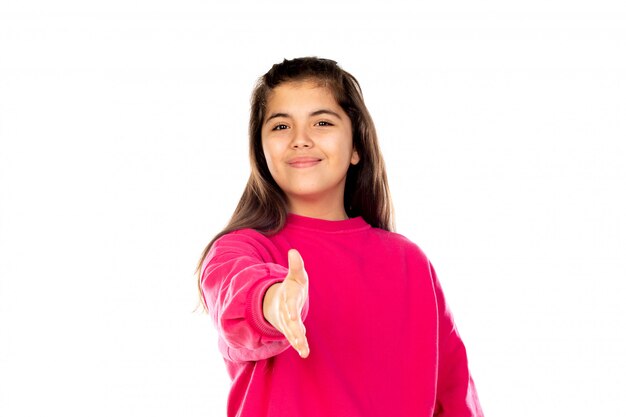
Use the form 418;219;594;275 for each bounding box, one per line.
278;300;309;357
285;316;309;358
287;249;308;285
294;321;309;358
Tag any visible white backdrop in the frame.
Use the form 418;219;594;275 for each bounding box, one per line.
1;1;625;416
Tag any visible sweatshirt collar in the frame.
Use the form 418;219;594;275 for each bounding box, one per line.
285;213;371;233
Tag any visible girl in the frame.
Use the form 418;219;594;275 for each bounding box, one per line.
197;57;483;417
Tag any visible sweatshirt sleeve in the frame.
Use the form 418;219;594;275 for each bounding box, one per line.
200;230;309;362
430;262;484;417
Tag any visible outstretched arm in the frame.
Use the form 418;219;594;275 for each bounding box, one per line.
201;231;309;362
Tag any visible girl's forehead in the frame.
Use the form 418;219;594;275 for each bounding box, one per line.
266;80;337;107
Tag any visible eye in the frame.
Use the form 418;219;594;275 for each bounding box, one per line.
272;124;289;131
316;120;334;127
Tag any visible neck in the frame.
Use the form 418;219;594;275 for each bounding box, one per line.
287;197;348;221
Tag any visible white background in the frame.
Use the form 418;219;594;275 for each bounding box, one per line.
1;1;625;416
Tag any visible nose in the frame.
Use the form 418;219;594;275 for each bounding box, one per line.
290;126;313;149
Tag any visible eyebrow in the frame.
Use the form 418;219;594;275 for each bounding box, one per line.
264;109;343;125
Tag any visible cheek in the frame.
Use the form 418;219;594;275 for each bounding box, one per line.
260;138;272;163
261;139;280;173
340;136;356;164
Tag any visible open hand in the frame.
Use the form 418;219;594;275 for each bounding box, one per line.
262;249;310;358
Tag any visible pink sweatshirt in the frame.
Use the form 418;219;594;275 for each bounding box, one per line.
201;214;483;417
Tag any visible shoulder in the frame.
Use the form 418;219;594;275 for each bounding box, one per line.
212;228;278;256
202;228;282;272
368;227;431;266
213;228;270;246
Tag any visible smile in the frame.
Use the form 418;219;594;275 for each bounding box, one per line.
287;157;322;168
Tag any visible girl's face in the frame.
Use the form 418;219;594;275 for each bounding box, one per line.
261;80;360;217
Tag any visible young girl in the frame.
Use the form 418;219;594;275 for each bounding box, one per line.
197;57;483;417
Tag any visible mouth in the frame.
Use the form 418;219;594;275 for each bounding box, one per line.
287;157;322;168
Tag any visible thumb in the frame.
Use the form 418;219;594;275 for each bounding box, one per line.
287;249;308;285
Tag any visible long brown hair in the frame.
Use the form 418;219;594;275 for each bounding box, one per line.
196;57;394;310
